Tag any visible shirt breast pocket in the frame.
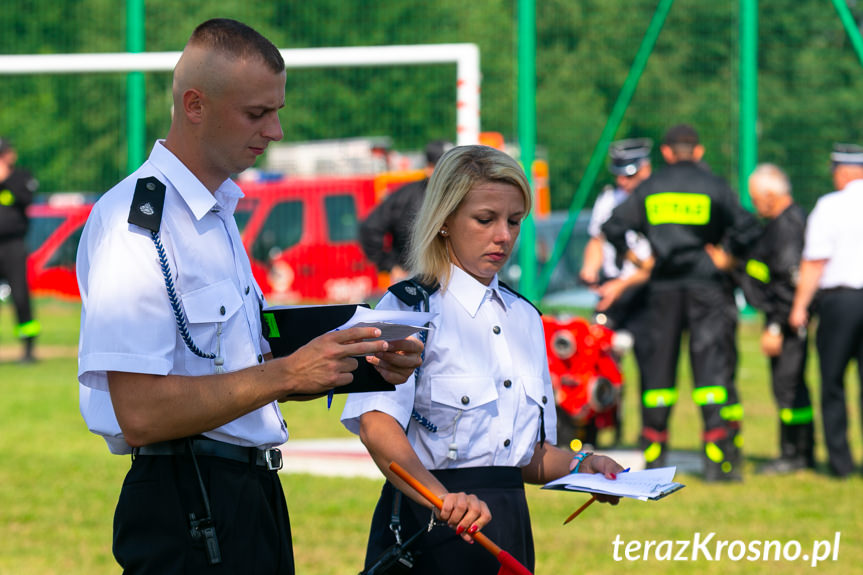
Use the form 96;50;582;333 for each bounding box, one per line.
180;279;243;363
428;375;498;457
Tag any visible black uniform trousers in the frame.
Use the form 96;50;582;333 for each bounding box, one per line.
114;453;294;574
600;282;651;383
0;236;34;328
815;288;863;477
364;467;532;575
770;327;811;414
641;283;740;435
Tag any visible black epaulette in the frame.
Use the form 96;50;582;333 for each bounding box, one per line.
388;277;440;311
127;176;166;233
499;280;542;316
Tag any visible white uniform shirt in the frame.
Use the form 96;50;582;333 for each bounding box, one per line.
802;179;863;289
77;141;287;454
588;186;652;280
341;265;557;470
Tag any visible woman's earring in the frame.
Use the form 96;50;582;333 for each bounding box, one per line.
439;229;448;236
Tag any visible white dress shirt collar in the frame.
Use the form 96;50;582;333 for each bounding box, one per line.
149;140;244;219
447;264;510;318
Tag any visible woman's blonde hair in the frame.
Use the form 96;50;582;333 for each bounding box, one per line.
406;145;532;288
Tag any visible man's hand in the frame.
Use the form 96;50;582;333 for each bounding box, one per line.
760;329;783;357
705;244;735;271
365;336;424;384
278;327;393;398
596;278;626;311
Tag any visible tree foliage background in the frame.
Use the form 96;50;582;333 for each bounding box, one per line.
1;0;863;211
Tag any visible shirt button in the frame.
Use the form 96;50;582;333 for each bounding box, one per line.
542;395;548;404
219;305;226;315
461;396;470;405
245;286;250;295
257;354;263;363
504;439;511;447
503;379;512;388
492;325;501;334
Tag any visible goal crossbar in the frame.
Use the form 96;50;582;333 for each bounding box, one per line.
0;43;481;145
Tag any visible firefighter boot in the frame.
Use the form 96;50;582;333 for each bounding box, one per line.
21;336;36;364
703;427;743;482
640;428;668;469
759;422;815;475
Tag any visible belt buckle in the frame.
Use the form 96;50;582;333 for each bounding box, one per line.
265;448;283;471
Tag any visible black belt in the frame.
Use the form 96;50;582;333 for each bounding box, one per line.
135;437;283;471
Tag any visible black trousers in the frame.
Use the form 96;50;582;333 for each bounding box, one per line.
0;237;34;328
364;467;532;575
600;282;651;384
641;283;740;435
770;327;812;413
815;288;863;476
113;453;294;574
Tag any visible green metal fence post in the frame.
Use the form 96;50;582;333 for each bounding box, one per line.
536;0;673;298
518;0;538;301
126;0;145;173
738;0;758;210
831;0;863;67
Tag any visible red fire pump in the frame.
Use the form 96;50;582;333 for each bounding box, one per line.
541;315;631;448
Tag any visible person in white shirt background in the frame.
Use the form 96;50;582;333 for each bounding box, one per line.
790;143;863;478
342;144;623;575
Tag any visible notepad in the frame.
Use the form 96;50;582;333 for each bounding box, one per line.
542;466;685;501
262;304;434;396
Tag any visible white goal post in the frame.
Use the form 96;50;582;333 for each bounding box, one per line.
0;43;481;146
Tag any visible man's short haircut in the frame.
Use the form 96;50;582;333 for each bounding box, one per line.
408;145;532;288
750;163;791;196
662;123;700;159
189;18;285;73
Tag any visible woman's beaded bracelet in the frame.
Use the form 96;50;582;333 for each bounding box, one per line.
572;451;594;473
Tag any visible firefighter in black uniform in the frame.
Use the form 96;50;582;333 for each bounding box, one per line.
359;140;451;283
602;124;760;481
0;137;40;363
735;164;814;474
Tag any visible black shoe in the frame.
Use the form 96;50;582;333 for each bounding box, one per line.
758;457;810;475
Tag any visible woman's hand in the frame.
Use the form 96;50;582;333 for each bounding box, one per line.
437;492;492;542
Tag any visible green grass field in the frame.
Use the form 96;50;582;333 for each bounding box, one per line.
1;298;861;574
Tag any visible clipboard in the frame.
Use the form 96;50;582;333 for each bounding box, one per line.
542;466;685;501
261;304;394;396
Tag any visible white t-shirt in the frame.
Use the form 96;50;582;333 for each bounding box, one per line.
802;179;863;289
77;141;287;454
342;265;557;470
588;186;652;279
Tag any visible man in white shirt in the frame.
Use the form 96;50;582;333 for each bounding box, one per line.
790;143;863;478
77;19;421;573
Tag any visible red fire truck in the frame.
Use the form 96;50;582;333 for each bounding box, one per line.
23;172;422;302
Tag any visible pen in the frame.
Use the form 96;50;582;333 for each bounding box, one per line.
562;467;630;525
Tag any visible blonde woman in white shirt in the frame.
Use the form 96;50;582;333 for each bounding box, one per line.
343;145;623;575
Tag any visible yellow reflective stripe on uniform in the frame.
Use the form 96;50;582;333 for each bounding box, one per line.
745;258;770;283
0;189;14;206
645;192;711;225
780;406;814;425
644;442;663;463
693;386;728;405
15;320;41;338
643;388;679;408
705;442;725;463
720;403;743;421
